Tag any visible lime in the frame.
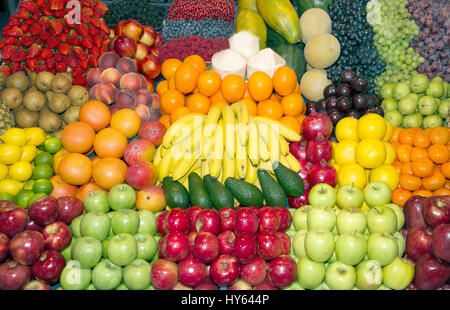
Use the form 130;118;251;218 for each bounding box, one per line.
44;137;62;154
0;144;23;165
14;189;34;208
23;179;35;191
34;152;54;166
0;179;24;196
0;163;8;181
32;179;54;195
0;128;29;146
32;164;54;180
0;191;15;202
27;193;48;207
21;145;38;162
24;127;46;146
9;161;34;182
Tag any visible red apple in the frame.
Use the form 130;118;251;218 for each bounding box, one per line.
406;227;433;261
233;233;257;264
23;280;51;290
25;218;43;232
253;278;278;290
0;260;31;290
28;196;59;226
228;279;252;290
235;207;259;236
413;255;450;290
217;231;235;255
178;255;206;288
139;55;161;80
249;206;261;216
138;120;166;146
0;233;9;263
210;255;240;287
187;206;204;232
150;258;178;290
257;231;282;260
163;208;190;234
42;221;72;251
154;32;163;48
195;279;218;290
136;185;166;213
57;197;83;224
267;255;296;288
121;19;143;42
219;207;236;232
240;257;266;286
31;249;66;285
0;200;27;237
149;46;159;58
288;191;310;209
195;209;221;236
126;160;158;189
277;232;291;255
135;42;150;61
258;207;280;232
431;224;450;262
423;196;450;228
158;232;189;262
404;196;427;229
274;206;293;232
192;232;219;264
187;231;198;252
9;230;44;265
156;211;168;236
114;21;126;36
113;35;137;58
140;25;157;46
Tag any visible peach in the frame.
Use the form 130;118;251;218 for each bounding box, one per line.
119;72;142;92
135;89;152;106
87;68;102;86
134;103;152;123
98;51;120;71
95;82;117;105
116;89;137;109
149;108;162;122
101;67;121;86
149;92;160;109
116;56;137;74
110;104;120;115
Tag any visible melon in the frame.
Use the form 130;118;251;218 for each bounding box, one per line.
299;8;332;43
304;33;340;69
300;69;332;101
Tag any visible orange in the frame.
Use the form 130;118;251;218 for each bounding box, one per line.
161;58;182;80
429;127;449;144
281;93;305;117
52;149;69;175
434;188;450;196
156;80;169;96
168;75;176;89
392;161;403;175
279;116;301;133
257;99;283;120
396;144;412;163
174;63;199;94
183;55;206;74
247;71;273;102
210;101;228;110
91;156;100;167
273;66;297;96
243;88;255;101
392;188;412;207
92;157;128;190
440;162;450;179
390;127;401;143
61;121;96;154
170;107;191;124
411;158;434;177
412;189;433;197
398;129;414;145
158;114;171;130
197;70;221;97
160;89;186;115
270;93;280;102
110;108;141;139
93;127;128;158
241;98;257;116
422;170;446;191
221;74;246;103
428;143;449;164
399;174;422;191
50;175;78;199
410;147;429;161
79;100;111;132
187;93;211;114
76;182;106;202
59;153;93;186
401;162;413;175
210;89;227;105
413;131;431;148
294;82;301;94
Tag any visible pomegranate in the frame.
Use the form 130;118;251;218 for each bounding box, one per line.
289;140;307;162
306;136;333;163
301;111;333;140
307;160;337;187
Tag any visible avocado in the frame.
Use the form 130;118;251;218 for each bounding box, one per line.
162;177;189;209
188;172;213;209
224;177;263;207
273;161;305;197
257;169;287;207
203;175;234;210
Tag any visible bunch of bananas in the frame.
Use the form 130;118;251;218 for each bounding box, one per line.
153;102;302;189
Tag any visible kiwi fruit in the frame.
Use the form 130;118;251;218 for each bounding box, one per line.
68;85;89;106
39;107;62;132
51;74;72;94
48;93;71;113
23;90;47;111
15;108;39;128
63;106;80;124
1;88;23;109
6;72;30;92
35;72;55;91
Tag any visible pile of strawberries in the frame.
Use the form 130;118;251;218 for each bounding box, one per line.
0;0;111;87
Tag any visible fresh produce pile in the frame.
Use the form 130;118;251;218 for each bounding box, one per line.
407;0;450;82
166;0;236;22
159;36;229;62
367;0;424;88
161;19;235;40
0;0;111;87
380;74;449;129
403;195;450;290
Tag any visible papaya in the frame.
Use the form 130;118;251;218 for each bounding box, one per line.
238;0;258;12
235;9;267;49
256;0;302;44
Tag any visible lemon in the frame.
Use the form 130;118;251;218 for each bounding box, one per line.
0;178;24;196
0;164;8;181
383;142;396;165
370;165;399;191
24;127;46;146
355;139;386;169
0;144;23;165
21;145;38;162
9;161;33;182
0;128;29;146
356;113;387;140
334;140;359;166
335;117;359;142
338;163;367;190
382;120;393;142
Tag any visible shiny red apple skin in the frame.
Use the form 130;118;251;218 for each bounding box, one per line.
210;255;240;287
267;255;297;288
253;279;278;290
0;201;27;237
9;230;45;265
28;196;59;226
413;255;450;290
192;232;219;264
114;21;125;36
403;196;427;229
277;232;292;255
150;258;179;290
257;231;283;260
139;55;162;80
235;207;259;236
249;206;261;216
57;197;83;224
406;226;433;261
113;35;137;58
139;25;157;46
121;19;143;42
23;280;51;290
195;209;221;236
187;206;204;232
135;42;150;61
274;206;293;232
431;224;450;262
219;207;236;232
217;231;235;255
154;33;163;48
422;196;450;228
258;207;280;232
178;255;206;288
0;259;31;290
233;233;257;264
31;249;66;285
187;231;198;253
42;221;72;251
240;256;266;286
25;218;43;232
159;232;189;262
195;279;218;290
156;211;168;236
163;208;190;234
0;232;9;263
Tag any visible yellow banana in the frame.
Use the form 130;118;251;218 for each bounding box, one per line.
258;123;270;162
209;119;224;178
153;146;163;167
248;117;260;166
285;152;301;173
158;149;174;182
172;158;198;181
222;106;235;160
245;159;258;184
209;157;222;179
259;159;275;175
162;113;203;148
280;152;291;170
279;136;290;156
222;158;235;184
231;101;249;146
254;116;301;142
268;122;281;164
202;105;223;159
253;176;262;192
201;159;209;178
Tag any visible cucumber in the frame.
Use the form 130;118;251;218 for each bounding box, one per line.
224;177;264;207
188;172;213;209
257;169;287;207
273;161;305;197
162;177;189;209
203;175;234;210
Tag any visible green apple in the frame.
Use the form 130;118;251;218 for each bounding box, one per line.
409;73;429;93
336;207;367;235
305;230;335;263
335;233;367;266
438;99;449;119
84;191;110;213
111;209;140;235
355;260;383;290
423;115;443;129
382;257;414;290
308;184;336;209
137;210;157;235
392;81;410;100
325;261;356;290
336;185;364;210
134;232;157;261
367;206;397;234
384;203;405;231
426;80;444;98
418;95;438;115
384;110;403;127
115;283;129;290
307;206;336;232
364;181;392;208
296;257;326;290
61;238;75;262
123;259;151;290
402;113;423;129
71;237;103;269
85;283;96;290
293;205;313;231
393;231;405;257
80;211;111;241
92;259;123;290
108;184;136;211
107;233;138;267
313;281;331;290
327;251;337;264
292;229;308;259
367;232;398;266
381;98;397;112
380;82;395;99
102;238;109;258
70;215;83;238
60;260;92;290
398;93;418;115
377;284;392;290
282;281;305;290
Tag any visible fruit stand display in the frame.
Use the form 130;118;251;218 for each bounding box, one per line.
0;0;449;292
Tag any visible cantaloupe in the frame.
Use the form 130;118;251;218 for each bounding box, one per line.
304;33;340;69
299;8;332;44
300;69;332;101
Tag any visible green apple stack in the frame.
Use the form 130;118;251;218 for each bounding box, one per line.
284;181;414;290
59;183;159;291
381;74;449;129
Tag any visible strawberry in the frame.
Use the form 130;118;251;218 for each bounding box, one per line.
96;1;109;16
52;9;65;19
25;58;38;71
55;62;67;73
2;37;18;46
72;75;87;86
19;1;38;14
46;58;56;69
99;20;109;34
10;62;24;74
36;0;48;7
46;36;60;49
42;6;52;16
79;59;88;69
11;49;27;62
1;46;16;60
40;17;51;31
71;66;83;77
90;17;101;29
54;53;64;62
68;37;80;46
49;0;65;10
88;26;98;37
0;66;11;76
80;37;93;49
29;23;42;36
83;0;95;8
58;43;71;56
32;13;40;22
88;55;98;68
36;64;48;74
24;19;34;25
14;8;30;20
28;44;42;59
51;20;64;36
89;46;100;56
3;26;23;37
39;31;51;42
18;36;36;48
40;47;54;59
76;24;89;37
7;19;21;27
65;54;78;68
93;37;103;49
59;33;69;42
72;47;86;60
20;23;30;34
